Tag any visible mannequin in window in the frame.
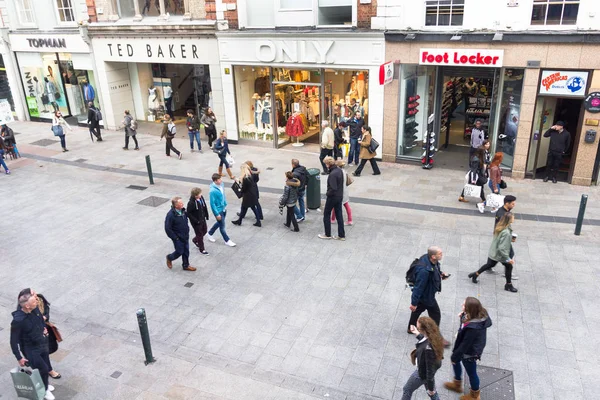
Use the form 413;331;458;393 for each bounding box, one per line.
148;87;159;111
163;85;173;118
346;76;358;100
253;93;262;128
33;76;48;113
44;77;59;112
82;80;95;105
262;93;272;129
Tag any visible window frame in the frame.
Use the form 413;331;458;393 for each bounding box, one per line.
424;0;465;27
530;0;580;26
315;0;356;28
54;0;78;25
15;0;37;26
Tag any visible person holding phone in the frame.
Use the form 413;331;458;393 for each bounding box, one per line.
543;121;570;184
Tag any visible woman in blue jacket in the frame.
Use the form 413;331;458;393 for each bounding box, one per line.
444;297;492;400
213;130;234;179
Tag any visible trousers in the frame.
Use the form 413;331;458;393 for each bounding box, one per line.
477;257;513;283
285;205;299;231
355;158;380;175
319;148;333;172
546;151;563;179
191;223;207;252
453;358;480;391
189;130;201;150
323;197;344;238
165;138;180;156
125;134;139;149
401;370;440;400
25;351;51;390
167;238;190;268
208;211;230;242
408;300;441;330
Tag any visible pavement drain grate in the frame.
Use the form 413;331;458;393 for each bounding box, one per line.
266;167;274;170
74;158;88;163
30;139;59;147
465;365;514;400
137;196;169;207
184;282;194;288
110;371;122;379
127;185;147;191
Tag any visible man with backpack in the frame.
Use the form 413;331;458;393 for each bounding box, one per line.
407;246;451;345
87;102;103;142
160;114;182;159
291;159;308;222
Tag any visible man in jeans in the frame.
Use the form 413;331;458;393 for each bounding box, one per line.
186;109;201;152
346;111;364;166
207;173;236;247
292;159;308;222
318;156;345;241
165;197;196;271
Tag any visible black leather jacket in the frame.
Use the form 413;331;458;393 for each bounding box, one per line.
414;335;442;391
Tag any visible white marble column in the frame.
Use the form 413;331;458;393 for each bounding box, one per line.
133;0;143;21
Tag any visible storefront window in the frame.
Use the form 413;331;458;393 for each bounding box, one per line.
234;66;272;141
496;68;525;169
397;65;435;157
58;53;100;124
0;55;15;114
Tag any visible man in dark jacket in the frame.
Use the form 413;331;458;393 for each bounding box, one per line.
11;292;55;399
87;102;103;141
346;111;365;166
165;196;196;271
291;159;308;222
1;124;19;157
543;120;570;183
187;188;209;255
333;121;347;160
319;156;345;240
408;247;450;340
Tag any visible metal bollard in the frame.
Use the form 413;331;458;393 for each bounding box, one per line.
574;194;588;236
136;308;156;365
145;155;154;185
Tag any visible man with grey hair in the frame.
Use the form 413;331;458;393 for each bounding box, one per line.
165;196;196;271
319;120;335;175
10;292;56;399
408;246;450;343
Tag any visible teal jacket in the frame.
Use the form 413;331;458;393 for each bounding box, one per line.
209;181;227;216
488;226;512;262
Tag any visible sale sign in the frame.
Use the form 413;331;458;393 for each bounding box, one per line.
419;49;504;68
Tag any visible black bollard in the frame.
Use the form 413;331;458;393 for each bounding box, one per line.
574;194;588;236
136;308;156;365
145;155;154;185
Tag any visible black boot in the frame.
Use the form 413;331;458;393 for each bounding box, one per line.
504;283;518;293
253;221;261;227
468;272;478;283
231;219;242;226
543;176;549;182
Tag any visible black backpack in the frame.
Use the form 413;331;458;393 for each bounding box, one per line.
406;258;421;287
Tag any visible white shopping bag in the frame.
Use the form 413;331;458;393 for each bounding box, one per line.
226;154;235;166
486;193;505;209
463;184;481;198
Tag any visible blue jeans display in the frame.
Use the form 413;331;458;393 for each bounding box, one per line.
209;211;230;242
168;238;190;268
348;137;359;165
189;130;201;150
453;358;479;391
294;188;306;219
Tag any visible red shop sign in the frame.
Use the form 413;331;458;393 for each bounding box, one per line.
419;48;504;68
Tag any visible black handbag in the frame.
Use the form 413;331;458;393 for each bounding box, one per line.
368;137;380;153
231;181;243;199
500;179;507;189
54;92;61;100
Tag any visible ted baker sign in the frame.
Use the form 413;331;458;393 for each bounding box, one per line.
420;49;504;68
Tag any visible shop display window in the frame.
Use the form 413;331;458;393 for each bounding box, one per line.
234;66;274;141
497;69;525;169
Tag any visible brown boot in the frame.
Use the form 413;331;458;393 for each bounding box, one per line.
444;379;463;393
226;168;235;179
218;166;224;177
460;389;480;400
458;196;469;203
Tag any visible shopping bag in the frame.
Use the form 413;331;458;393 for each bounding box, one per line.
11;367;46;400
486;193;505;209
341;143;349;157
226;154;234;166
463;184;481;198
231;181;243;199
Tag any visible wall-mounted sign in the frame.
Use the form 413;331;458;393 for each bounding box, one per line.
419;49;504;68
584;92;600;113
26;38;67;49
255;40;334;64
379;61;393;85
539;70;588;97
9;33;90;53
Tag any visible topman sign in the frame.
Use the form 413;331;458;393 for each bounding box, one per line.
27;38;67;49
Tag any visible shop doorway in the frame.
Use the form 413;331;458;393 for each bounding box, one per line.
527;96;582;182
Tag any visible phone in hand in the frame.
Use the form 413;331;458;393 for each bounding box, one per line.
442;273;451;280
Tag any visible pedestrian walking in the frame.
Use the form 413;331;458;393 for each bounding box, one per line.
0;135;11;174
121;110;139;150
494;195;518;279
291;159;308;222
1;124;20;157
459;140;489;203
408;246;451;346
207;173;236;247
402;317;444;400
51;111;71;152
213;130;235;179
346;110;365;166
186;109;202;152
164;196;196;271
468;212;518;292
353;126;380;176
87;102;103;141
160;114;182;159
543;121;571;183
245;161;264;221
187;187;210;255
331;159;353;225
10;291;56;400
318;156;345;240
487;152;504;208
469;119;486;160
232;163;261;227
319;120;334;174
465;150;487;213
201;107;218;148
444;297;492;400
333;121;347;160
280;171;300;232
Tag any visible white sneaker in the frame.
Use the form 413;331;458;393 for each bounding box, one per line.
206;233;216;243
48;385;55;392
225;240;236;247
477;203;485;214
490;207;498;213
45;390;55;400
348;163;353;167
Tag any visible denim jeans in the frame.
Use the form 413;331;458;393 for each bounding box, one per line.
348;137;360;165
189;130;201;150
208;211;230;242
488;179;500;194
453;358;479;391
0;150;8;171
58;134;66;149
294;188;306;219
401;370;440;400
218;154;230;168
168;238;190;268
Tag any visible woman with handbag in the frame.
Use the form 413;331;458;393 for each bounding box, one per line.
231;163;261;227
331;159;353;225
468;212;518;292
444;297;492;400
52;111;71;152
402;316;444;400
279;171;300;232
352;126;381;177
487;152;505;211
245;161;263;221
122;110;140;150
201;107;218;148
459;140;490;203
213;130;234;179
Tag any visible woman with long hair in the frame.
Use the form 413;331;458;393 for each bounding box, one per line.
459;140;490;203
445;297;492;400
244;160;263;221
402;317;444;400
201;107;218;148
52;111;71;152
213;130;234;179
488;151;504;192
279;171;300;232
231;163;261;227
468;212;518;292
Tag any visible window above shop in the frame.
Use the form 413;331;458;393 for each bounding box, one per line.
425;0;464;27
241;0;355;28
531;0;579;25
16;0;36;26
55;0;76;23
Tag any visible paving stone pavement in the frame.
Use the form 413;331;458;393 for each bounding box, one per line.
1;121;600;399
